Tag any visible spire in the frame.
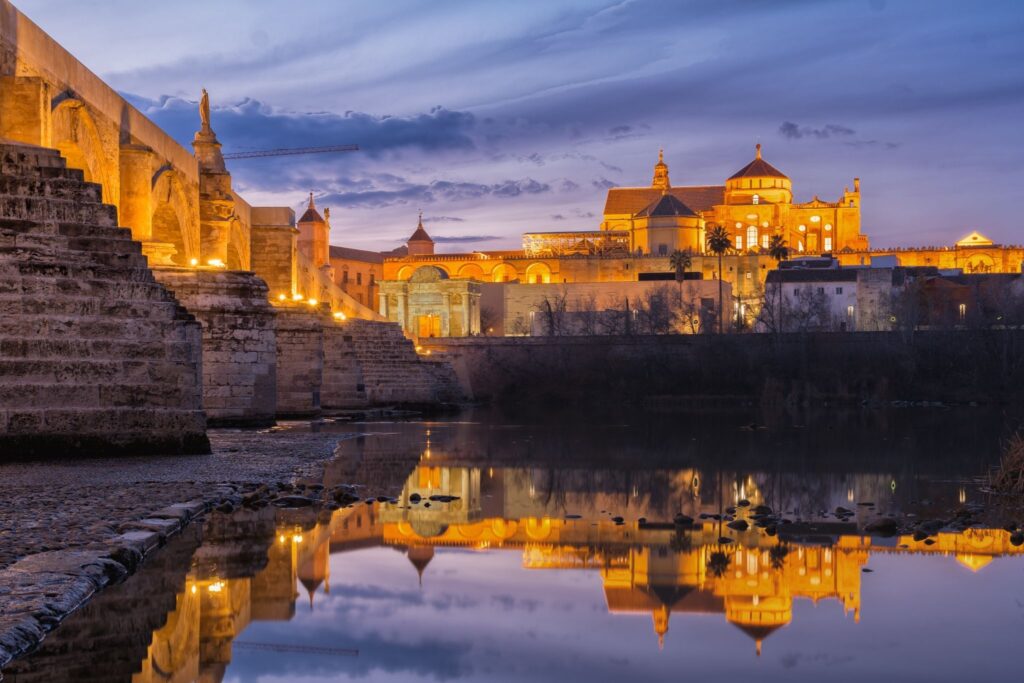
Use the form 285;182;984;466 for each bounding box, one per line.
756;639;763;657
651;149;671;191
308;192;315;211
756;143;762;160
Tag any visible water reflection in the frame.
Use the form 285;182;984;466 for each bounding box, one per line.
6;417;1024;682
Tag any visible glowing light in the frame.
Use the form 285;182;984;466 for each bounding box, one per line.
189;258;199;267
279;534;286;544
293;293;304;301
810;215;821;223
278;294;287;301
207;259;225;268
307;298;319;306
292;534;303;543
190;585;197;594
208;581;224;593
333;311;347;320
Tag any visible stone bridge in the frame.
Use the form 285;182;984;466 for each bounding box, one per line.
0;0;464;455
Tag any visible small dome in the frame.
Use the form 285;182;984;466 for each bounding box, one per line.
635;192;697;218
409;212;433;243
728;144;788;181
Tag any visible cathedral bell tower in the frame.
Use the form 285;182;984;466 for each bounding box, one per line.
651;149;671;191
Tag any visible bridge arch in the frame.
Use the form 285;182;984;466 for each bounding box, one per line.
151;167;198;266
50;99;115;204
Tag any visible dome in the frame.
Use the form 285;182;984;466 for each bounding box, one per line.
728;144;788;181
635;192;697;218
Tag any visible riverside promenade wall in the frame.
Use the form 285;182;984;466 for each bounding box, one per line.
422;330;1024;409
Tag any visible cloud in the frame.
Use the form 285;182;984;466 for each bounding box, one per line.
423;215;466;223
318;177;551;209
592;177;616;190
778;121;856;140
559;179;580;192
551;214;566;221
432;235;501;244
124;93;478;159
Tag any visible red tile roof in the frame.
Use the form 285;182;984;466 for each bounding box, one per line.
604;185;724;216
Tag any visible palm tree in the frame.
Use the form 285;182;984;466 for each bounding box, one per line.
669;249;692;320
706;224;732;333
767;234;789;333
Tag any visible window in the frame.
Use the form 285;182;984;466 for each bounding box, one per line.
798;224;806;232
959;303;967;319
746;226;757;249
745;272;752;279
752;194;760;205
816;287;825;294
824;223;832;232
836;287;843;294
761;234;770;249
658;243;668;256
735;235;743;249
847;305;854;318
356;272;362;285
798;240;805;252
824;236;833;251
369;274;375;286
342;270;349;284
810;215;821;223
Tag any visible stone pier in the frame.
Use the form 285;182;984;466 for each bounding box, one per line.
0;142;208;456
153;268;277;427
274;307;328;417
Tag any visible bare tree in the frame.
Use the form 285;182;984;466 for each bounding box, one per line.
537;290;569;336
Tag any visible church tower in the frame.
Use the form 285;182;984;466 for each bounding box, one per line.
407;212;435;256
297;193;330;268
651;149;671;191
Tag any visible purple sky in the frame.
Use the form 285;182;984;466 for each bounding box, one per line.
19;0;1024;252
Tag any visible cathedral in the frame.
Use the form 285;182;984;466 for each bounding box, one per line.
600;145;869;257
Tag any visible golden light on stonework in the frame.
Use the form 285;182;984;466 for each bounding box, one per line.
278;294;287;301
207;581;224;593
207;259;226;268
189;258;199;266
293;293;304;301
333;311;347;321
307;298;319;306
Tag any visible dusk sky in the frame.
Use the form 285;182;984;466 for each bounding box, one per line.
19;0;1024;252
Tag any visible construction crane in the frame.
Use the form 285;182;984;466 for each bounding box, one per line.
222;144;359;160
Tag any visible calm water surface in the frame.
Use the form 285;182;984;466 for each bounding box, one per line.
7;410;1024;682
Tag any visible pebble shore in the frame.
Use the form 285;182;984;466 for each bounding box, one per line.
0;425;360;672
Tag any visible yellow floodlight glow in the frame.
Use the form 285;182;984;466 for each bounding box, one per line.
278;293;287;301
293;534;303;543
207;259;225;268
333;311;347;321
293;293;304;301
208;581;224;593
307;298;318;306
189;258;199;267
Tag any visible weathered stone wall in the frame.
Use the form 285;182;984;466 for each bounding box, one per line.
274;307;327;417
321;324;368;410
0;142;208;456
153;269;277;427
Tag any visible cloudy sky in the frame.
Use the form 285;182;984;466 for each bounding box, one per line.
19;0;1024;252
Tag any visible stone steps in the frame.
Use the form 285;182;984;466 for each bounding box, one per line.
0;175;104;203
0;272;176;301
0;143;208;456
0;195;118;226
0;335;194;360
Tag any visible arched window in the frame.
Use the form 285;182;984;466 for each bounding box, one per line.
752;194;759;205
735;235;743;250
798;240;805;253
746;226;758;249
761;234;770;249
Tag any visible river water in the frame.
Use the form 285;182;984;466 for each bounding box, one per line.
5;409;1023;682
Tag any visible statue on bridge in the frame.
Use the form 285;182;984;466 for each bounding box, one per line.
199;88;211;133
